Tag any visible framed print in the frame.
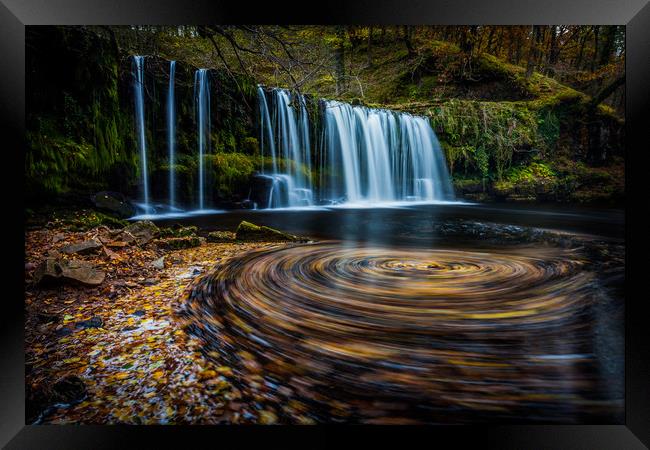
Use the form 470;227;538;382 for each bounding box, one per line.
2;0;648;448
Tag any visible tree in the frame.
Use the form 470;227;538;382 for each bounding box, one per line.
334;26;346;95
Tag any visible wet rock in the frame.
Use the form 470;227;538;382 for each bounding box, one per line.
117;220;159;245
76;316;103;329
61;239;102;255
235;221;304;242
133;310;145;317
34;258;105;286
206;231;235;243
155;236;201;250
55;326;73;337
151;256;165;270
92;191;135;218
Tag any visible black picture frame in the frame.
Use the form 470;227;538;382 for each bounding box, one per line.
2;1;647;448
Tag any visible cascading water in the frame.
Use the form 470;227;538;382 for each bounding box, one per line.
167;61;176;208
257;87;313;208
321;100;454;204
132;55;150;210
195;69;210;210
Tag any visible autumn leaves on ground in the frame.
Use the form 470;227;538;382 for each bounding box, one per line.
25;211;305;424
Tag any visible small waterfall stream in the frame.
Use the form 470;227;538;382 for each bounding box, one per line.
321;100;454;205
167;61;176;208
258;87;314;208
194;69;210;210
131;63;455;216
132;55;150;210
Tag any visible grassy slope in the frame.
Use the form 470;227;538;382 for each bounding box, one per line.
312;39;624;204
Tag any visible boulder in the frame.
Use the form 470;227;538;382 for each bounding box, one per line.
34;258;105;287
158;225;198;238
117;220;159;245
155;236;202;250
33;258;62;284
235;221;303;242
206;231;235;243
91;191;136;218
59;259;106;286
61;239;102;255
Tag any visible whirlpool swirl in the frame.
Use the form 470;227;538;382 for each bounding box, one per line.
183;242;621;423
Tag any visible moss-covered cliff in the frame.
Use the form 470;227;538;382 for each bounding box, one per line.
25;27;624;207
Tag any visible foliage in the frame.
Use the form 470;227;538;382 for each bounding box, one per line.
431;99;542;180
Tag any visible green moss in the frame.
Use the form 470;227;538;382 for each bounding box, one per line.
158;225;198;238
431;100;541;179
50;209;128;231
235;220;303;242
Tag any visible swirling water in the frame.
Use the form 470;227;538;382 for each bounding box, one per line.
178;204;624;424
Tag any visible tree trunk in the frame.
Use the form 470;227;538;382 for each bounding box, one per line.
589;74;625;109
526;26;541;78
403;26;415;57
599;25;616;67
334;26;346;95
591;25;600;72
366;26;373;68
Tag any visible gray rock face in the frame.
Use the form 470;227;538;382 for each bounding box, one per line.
61;239;102;255
92;191;136;218
34;258;105;286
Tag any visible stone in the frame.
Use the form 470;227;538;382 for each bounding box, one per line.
34;258;105;286
76;316;103;329
33;258;62;285
59;259;106;286
206;231;235;243
61;239;102;255
151;256;165;270
117;220;159;245
91;191;135;218
235;221;304;242
158;226;198;238
155;236;201;250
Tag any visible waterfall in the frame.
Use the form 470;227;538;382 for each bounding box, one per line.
132;55;149;209
195;69;210;210
321;100;454;204
167;61;176;208
257;87;313;208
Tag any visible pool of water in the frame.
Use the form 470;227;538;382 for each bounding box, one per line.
171;203;624;424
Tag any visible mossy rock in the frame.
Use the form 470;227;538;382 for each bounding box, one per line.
158;226;198;238
206;231;236;243
235;221;303;242
156;236;202;250
56;210;128;232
